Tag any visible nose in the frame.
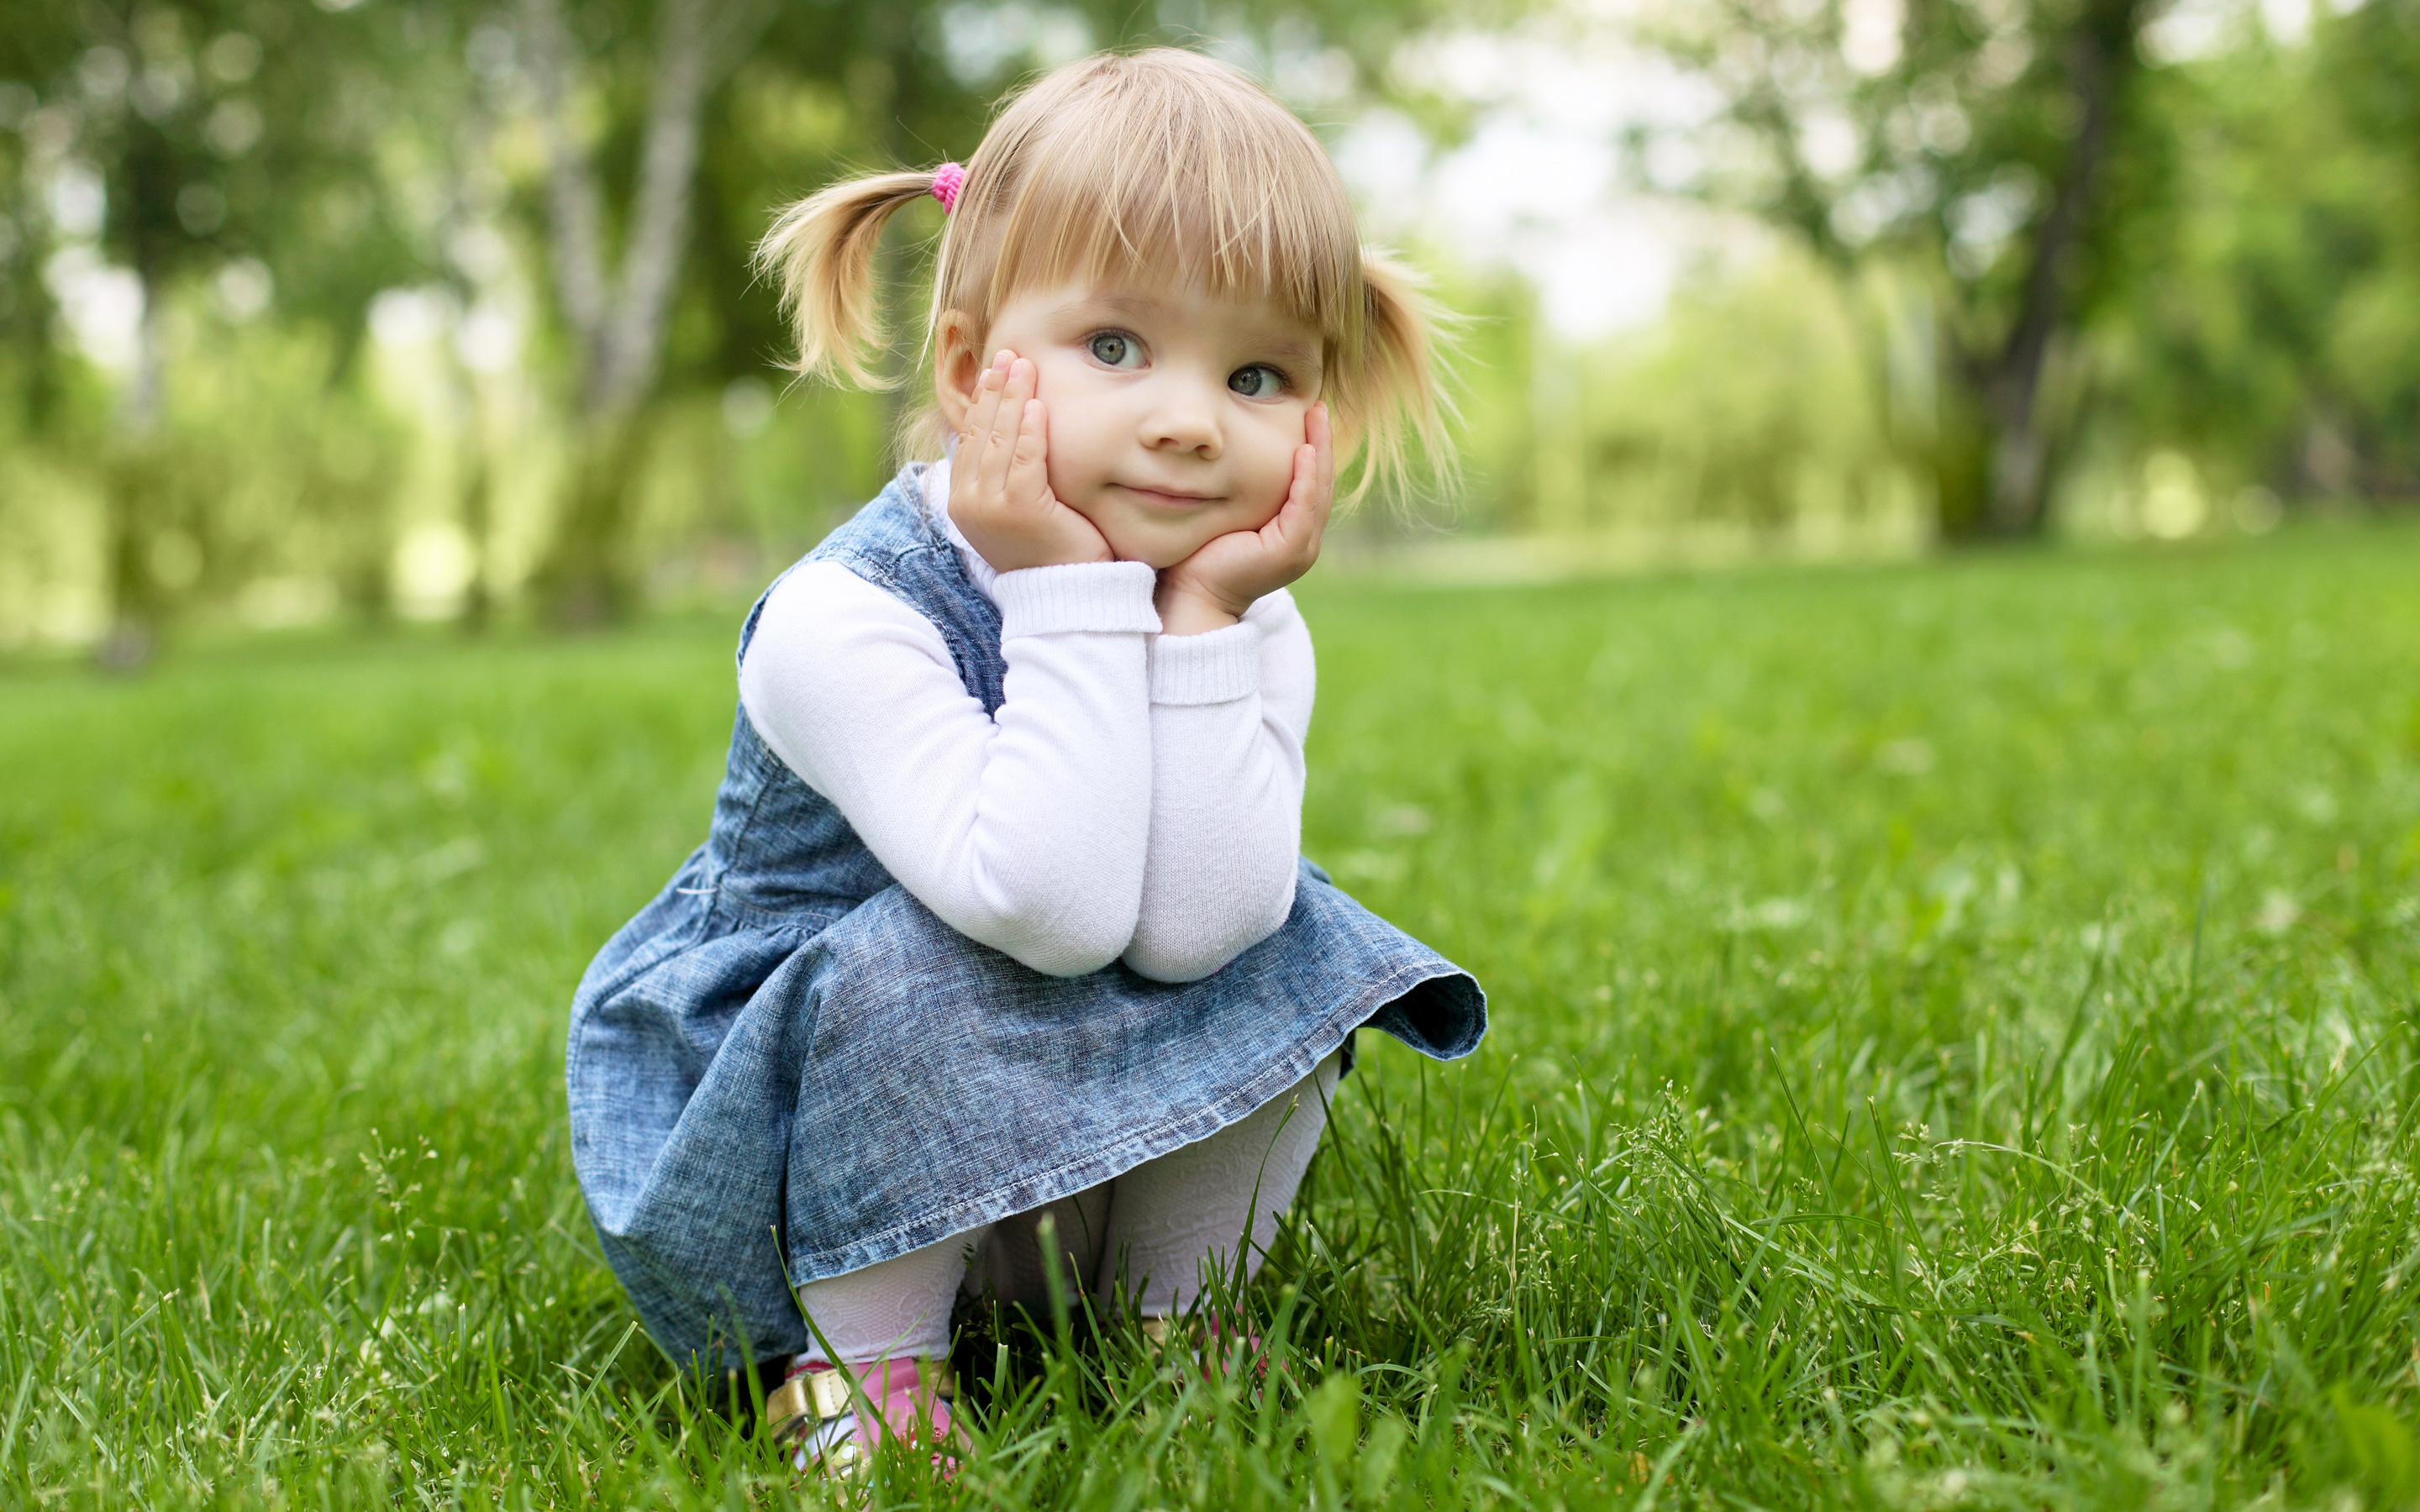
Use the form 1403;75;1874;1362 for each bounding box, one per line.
1139;372;1222;459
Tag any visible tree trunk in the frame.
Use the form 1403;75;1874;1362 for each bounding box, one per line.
534;412;656;627
1961;0;2144;538
458;412;496;633
97;263;175;670
98;105;180;669
97;449;160;671
1926;376;1996;542
521;0;771;625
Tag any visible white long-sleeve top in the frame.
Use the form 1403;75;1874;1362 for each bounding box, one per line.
736;463;1313;982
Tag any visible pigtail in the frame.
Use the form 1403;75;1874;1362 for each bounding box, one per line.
753;170;940;389
1344;249;1463;504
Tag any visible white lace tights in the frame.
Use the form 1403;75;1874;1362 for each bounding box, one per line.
794;1051;1341;1365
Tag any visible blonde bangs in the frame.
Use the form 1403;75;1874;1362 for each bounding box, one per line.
939;54;1364;360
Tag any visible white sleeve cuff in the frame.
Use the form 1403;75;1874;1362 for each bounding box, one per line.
1149;620;1264;705
993;561;1163;638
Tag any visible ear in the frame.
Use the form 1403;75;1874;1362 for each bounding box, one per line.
933;308;986;435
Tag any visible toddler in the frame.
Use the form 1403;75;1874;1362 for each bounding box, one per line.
566;47;1485;1477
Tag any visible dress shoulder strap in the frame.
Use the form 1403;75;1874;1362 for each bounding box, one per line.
734;465;1010;713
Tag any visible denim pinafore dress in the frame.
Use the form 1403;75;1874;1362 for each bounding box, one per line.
566;464;1486;1370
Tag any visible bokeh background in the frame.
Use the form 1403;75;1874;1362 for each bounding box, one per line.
7;7;2420;1506
3;0;2415;654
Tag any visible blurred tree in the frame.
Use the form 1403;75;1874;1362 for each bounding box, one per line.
2063;0;2419;514
1581;251;1918;540
0;75;67;436
2314;0;2420;501
0;0;427;656
517;0;773;624
4;0;1523;639
1640;0;2160;538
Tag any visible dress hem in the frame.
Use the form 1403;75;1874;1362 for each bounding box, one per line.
777;958;1452;1284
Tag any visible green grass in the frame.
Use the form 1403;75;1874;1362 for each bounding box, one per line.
3;525;2418;1509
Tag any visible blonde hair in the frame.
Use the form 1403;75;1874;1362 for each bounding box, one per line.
753;47;1455;499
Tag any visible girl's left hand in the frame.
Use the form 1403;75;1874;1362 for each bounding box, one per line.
1155;404;1334;635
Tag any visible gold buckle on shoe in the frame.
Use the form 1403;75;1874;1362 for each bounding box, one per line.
766;1366;855;1429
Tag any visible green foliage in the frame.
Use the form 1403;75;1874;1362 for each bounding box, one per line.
3;526;2417;1506
1641;0;2420;535
1414;254;1929;559
9;0;2420;633
0;313;408;645
1636;0;2168;533
0;0;426;332
2107;5;2420;501
1561;253;1923;543
3;0;1536;635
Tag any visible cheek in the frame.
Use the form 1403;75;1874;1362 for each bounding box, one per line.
1034;381;1118;491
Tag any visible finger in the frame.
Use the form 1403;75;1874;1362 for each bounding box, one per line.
993;357;1039;503
1307;402;1335;503
1002;354;1036;417
1263;440;1320;544
1301;440;1334;551
976;354;1023;497
1007;396;1050;509
1302;428;1333;513
955;386;1001;525
963;354;1005;462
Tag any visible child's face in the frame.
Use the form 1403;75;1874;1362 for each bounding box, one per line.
936;281;1326;570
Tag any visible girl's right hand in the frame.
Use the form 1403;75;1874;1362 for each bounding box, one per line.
950;351;1113;572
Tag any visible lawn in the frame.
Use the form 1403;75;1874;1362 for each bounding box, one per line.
3;525;2417;1509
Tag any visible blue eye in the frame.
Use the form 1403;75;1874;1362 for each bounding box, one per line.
1087;331;1143;368
1228;365;1285;399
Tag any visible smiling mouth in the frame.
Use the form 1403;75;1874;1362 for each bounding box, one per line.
1117;484;1222;509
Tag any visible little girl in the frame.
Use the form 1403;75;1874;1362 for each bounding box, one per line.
566;47;1485;1475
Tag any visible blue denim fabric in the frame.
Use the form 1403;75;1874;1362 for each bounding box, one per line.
566;464;1486;1371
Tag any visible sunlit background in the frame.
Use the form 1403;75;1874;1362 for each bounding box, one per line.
2;0;2413;652
7;8;2420;1503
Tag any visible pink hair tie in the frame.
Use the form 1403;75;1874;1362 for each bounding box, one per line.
931;162;966;213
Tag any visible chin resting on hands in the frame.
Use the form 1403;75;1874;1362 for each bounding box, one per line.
1155;403;1335;636
950;350;1113;574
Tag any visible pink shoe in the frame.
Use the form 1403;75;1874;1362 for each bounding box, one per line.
766;1355;960;1478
